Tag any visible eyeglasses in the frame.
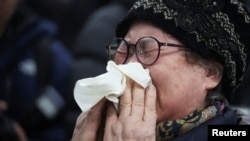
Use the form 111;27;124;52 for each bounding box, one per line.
106;36;185;65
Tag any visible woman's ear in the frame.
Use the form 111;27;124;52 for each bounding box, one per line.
205;62;223;90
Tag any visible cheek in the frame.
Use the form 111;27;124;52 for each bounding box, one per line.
155;78;205;122
148;61;207;121
149;60;182;92
148;64;180;119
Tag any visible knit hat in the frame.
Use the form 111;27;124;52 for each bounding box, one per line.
115;0;250;101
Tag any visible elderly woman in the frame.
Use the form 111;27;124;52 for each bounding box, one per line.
71;0;250;141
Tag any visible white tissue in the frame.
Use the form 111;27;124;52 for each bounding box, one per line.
73;61;152;112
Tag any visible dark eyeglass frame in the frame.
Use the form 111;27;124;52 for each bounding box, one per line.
106;36;185;65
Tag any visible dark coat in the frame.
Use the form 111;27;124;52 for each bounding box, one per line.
169;107;250;141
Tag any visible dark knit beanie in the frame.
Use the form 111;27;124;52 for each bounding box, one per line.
115;0;250;101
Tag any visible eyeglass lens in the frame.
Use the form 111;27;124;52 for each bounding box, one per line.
108;37;160;65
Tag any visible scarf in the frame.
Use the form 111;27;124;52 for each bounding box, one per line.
156;100;225;141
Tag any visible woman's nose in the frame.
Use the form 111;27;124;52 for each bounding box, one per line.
126;45;140;63
127;53;139;63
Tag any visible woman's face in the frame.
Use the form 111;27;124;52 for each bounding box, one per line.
122;21;218;123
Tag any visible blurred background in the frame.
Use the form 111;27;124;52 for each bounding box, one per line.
0;0;134;140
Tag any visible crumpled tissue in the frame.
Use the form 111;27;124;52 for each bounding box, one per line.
74;61;152;112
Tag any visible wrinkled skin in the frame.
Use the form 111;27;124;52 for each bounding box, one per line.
71;21;221;141
72;78;157;141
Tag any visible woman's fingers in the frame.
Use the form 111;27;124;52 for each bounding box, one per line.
119;77;133;117
104;102;119;141
71;98;107;141
106;102;118;119
73;112;88;132
103;83;157;141
105;102;118;128
131;82;145;120
85;98;107;131
119;78;157;122
144;84;157;122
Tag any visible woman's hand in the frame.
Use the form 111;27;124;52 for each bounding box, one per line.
71;98;107;141
104;78;157;141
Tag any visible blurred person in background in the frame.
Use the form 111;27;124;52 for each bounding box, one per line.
0;0;73;140
0;100;27;141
